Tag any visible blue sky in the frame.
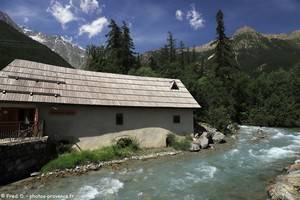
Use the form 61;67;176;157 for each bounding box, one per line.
1;0;300;52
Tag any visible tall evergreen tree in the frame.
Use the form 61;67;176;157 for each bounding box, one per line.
215;10;237;82
159;45;169;65
121;21;136;74
106;19;123;73
167;31;176;63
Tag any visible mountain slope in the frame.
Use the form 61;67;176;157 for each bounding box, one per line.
23;28;86;69
0;11;22;32
0;21;72;70
195;26;300;74
0;11;86;69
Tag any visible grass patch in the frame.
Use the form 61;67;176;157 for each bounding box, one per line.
166;134;191;151
41;138;139;172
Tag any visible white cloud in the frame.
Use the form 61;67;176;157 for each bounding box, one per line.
186;5;205;30
79;17;108;38
80;0;100;14
175;9;184;21
47;0;78;28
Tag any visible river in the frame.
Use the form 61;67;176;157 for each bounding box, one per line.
4;126;300;200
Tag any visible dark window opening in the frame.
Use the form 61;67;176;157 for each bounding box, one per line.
116;113;124;125
171;81;179;90
173;115;180;124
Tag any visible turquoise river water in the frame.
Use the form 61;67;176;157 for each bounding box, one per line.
4;126;300;200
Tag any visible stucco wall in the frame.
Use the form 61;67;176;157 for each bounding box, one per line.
0;103;195;149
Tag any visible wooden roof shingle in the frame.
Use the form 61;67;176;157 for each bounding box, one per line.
0;59;201;108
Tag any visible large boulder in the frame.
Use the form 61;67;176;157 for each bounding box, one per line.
268;160;300;200
199;136;209;149
198;123;226;144
212;131;225;143
189;143;200;152
194;133;209;149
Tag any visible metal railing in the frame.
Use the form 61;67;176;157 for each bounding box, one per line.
0;121;43;140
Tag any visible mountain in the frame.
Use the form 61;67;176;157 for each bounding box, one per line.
142;26;300;75
0;11;86;69
0;20;72;70
23;28;86;69
0;11;22;32
195;26;300;74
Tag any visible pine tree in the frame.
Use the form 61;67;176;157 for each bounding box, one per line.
215;10;238;82
106;19;123;73
121;21;135;74
159;45;169;65
167;31;176;63
179;41;185;66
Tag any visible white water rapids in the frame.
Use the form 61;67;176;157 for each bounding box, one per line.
5;126;300;200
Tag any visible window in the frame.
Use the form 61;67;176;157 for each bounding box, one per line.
173;115;180;124
116;113;124;125
170;80;179;90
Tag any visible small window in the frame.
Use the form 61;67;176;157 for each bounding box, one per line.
173;115;180;124
116;113;123;125
170;81;179;90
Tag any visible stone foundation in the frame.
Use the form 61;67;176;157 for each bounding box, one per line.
0;137;56;185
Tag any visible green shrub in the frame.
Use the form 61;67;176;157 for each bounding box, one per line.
116;137;139;150
166;134;176;147
41;142;140;172
166;134;191;151
171;139;191;151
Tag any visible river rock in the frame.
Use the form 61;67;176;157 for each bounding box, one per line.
198;123;226;144
227;123;239;134
30;172;41;177
268;160;300;200
268;182;297;200
189;143;200;152
198;135;209;149
212;132;225;143
288;163;300;173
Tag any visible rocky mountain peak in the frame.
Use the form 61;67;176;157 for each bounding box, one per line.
0;11;87;69
23;27;86;68
234;26;259;36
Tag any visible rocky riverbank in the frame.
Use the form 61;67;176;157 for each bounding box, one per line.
189;122;233;151
268;158;300;200
0;136;236;192
0;150;182;191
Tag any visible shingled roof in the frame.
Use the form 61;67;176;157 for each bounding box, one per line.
0;59;200;108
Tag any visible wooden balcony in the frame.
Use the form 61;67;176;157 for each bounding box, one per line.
0;121;44;140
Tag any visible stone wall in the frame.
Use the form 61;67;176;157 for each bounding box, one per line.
0;137;56;185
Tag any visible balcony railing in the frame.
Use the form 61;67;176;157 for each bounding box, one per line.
0;121;43;140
